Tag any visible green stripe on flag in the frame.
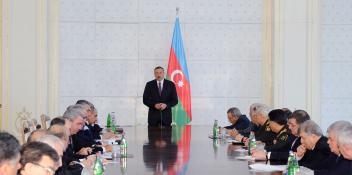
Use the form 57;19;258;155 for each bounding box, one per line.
172;101;191;126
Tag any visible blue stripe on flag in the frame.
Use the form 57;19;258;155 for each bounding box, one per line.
171;17;190;82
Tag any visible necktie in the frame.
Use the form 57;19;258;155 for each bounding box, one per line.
158;82;162;96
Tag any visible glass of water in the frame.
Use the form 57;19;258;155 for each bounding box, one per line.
112;144;120;159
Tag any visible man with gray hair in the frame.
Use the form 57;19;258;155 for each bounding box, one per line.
337;125;352;155
327;121;352;156
222;107;250;137
315;121;352;175
38;135;65;168
235;103;276;145
297;120;332;171
63;104;87;138
337;125;352;160
62;104;94;175
334;125;352;174
27;129;50;143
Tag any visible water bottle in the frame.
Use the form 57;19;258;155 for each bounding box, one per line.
120;134;128;158
120;157;127;174
107;113;112;128
248;131;256;155
286;151;299;175
93;154;104;175
213;120;219;139
111;123;117;134
111;112;117;126
213;138;219;157
292;152;300;173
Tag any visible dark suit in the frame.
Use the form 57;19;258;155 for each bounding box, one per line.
269;137;301;161
72;127;103;154
299;136;332;171
314;154;352;175
224;115;251;137
86;123;103;140
58;137;83;175
143;79;178;126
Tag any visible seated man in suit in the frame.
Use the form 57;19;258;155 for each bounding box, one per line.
296;120;332;171
19;142;60;175
61;104;95;175
37;135;65;169
234;103;276;145
315;121;352;175
222;107;251;138
27;129;49;143
252;109;301;160
334;124;352;174
337;125;352;160
73;100;114;153
0;132;21;175
86;107;103;140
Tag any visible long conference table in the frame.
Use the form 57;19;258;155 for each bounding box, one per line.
99;125;311;175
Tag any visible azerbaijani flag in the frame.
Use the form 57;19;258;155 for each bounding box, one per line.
166;17;192;126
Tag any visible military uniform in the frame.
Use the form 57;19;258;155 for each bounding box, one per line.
253;119;276;145
264;126;295;152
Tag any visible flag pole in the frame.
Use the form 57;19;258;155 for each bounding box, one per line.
176;7;180;17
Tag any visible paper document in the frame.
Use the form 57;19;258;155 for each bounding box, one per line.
234;148;247;152
249;163;286;172
236;155;255;160
227;139;241;143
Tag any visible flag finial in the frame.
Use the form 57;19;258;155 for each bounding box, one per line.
176;7;180;16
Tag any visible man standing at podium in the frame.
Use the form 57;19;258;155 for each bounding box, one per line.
143;66;178;126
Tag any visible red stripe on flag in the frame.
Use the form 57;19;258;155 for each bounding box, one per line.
167;48;192;120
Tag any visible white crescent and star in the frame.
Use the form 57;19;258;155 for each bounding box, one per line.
170;70;184;87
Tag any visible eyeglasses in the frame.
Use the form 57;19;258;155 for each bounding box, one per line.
31;162;55;175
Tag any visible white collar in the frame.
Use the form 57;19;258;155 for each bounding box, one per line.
157;79;164;84
83;125;89;130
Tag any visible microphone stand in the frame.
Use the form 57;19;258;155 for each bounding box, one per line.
159;109;163;129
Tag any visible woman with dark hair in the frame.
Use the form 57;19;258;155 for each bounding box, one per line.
264;109;296;152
